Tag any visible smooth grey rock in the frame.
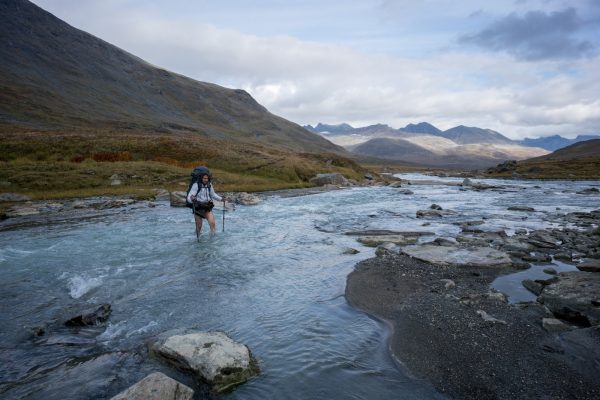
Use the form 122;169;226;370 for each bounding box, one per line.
430;204;443;210
577;259;600;273
170;191;187;207
538;272;600;326
4;205;40;217
476;310;506;325
233;192;262;205
486;291;508;303
0;192;31;202
543;267;558;275
358;234;419;247
343;248;360;255
154;189;170;201
440;279;455;289
151;331;259;393
400;245;513;268
110;174;122;186
462;178;473;186
522;279;544;296
542;318;572;333
111;372;194;400
309;173;348;186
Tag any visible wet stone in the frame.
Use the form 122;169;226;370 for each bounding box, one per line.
110;372;194;400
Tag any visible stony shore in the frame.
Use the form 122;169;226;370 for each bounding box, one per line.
346;207;600;399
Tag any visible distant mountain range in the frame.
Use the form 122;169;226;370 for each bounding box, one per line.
0;0;342;154
517;135;600;151
305;122;549;168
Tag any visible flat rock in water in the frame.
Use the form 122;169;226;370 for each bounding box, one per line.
508;206;535;212
400;244;513;267
346;230;433;247
4;206;40;217
538;272;600;327
111;372;194;400
65;304;111;327
358;234;420;247
232;192;262;205
170;191;187;207
151;331;259;393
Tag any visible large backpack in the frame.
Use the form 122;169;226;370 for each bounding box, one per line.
185;166;212;208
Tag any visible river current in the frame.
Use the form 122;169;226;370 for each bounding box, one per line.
1;174;598;399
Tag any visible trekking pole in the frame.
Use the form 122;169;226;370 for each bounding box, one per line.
192;201;199;242
222;200;225;232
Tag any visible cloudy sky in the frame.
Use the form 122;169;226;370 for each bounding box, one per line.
32;0;600;139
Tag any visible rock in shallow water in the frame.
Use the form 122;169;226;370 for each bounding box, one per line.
400;244;514;268
65;304;111;327
151;331;259;393
110;372;194;400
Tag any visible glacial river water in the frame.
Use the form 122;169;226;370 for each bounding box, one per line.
1;174;598;399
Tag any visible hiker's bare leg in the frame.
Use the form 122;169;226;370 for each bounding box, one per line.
195;215;203;234
206;212;217;234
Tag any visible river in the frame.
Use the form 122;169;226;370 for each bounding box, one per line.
1;174;598;399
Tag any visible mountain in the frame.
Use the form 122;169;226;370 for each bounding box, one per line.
401;122;442;135
518;135;600;152
0;0;342;154
526;139;600;161
308;121;547;168
352;137;435;161
440;125;515;145
304;123;354;134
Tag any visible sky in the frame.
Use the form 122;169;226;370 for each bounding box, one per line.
31;0;600;139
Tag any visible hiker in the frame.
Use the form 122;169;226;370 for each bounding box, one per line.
186;172;224;235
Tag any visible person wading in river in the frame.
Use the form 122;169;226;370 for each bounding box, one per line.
186;173;225;236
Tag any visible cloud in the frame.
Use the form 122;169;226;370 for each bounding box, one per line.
28;1;600;139
460;7;598;60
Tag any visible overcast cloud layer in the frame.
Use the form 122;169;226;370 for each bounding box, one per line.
31;0;600;139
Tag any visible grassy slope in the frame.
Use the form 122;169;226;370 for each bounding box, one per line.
0;130;366;199
484;139;600;179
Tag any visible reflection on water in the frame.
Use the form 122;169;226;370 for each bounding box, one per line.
0;175;598;399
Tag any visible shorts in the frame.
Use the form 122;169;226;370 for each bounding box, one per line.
193;201;214;219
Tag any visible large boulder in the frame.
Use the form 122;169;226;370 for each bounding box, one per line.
538;272;600;327
232;192;262;205
309;173;348;186
400;244;514;268
169;191;188;207
111;372;194;400
151;331;259;393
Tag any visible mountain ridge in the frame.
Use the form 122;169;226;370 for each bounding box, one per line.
0;0;343;154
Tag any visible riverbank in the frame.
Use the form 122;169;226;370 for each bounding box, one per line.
347;255;600;399
346;209;600;399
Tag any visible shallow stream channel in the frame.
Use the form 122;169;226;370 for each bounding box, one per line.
1;174;599;399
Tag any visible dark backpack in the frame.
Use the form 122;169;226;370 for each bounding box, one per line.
185;166;212;208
